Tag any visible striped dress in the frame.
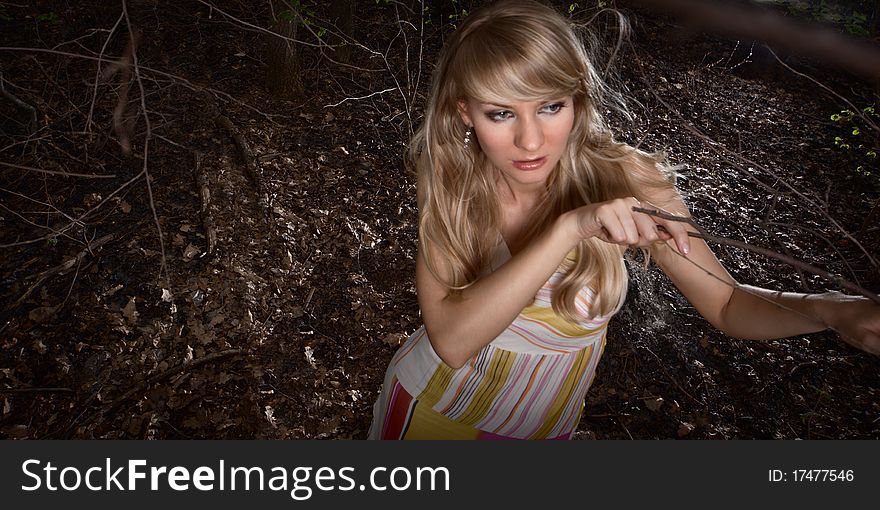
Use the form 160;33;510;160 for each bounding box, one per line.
368;239;626;440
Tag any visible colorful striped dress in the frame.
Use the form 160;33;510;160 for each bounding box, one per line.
368;239;626;440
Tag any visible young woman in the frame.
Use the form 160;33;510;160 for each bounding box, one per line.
368;0;880;440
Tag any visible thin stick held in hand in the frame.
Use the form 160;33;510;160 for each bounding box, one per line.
633;206;880;305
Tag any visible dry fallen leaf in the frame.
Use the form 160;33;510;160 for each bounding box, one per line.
2;424;28;439
32;339;47;354
122;297;139;324
382;332;407;346
644;397;664;412
304;346;317;368
678;421;695;437
28;306;57;324
119;200;131;213
182;243;201;261
264;405;278;428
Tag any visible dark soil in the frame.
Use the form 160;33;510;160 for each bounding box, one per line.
1;1;878;440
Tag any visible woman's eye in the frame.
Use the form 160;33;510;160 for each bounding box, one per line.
488;110;513;122
540;102;565;114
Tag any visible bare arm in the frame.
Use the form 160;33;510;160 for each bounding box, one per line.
648;200;880;353
417;217;575;369
419;197;693;369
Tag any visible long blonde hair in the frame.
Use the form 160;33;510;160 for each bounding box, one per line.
412;0;677;321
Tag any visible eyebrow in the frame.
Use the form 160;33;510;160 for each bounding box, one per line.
480;99;566;109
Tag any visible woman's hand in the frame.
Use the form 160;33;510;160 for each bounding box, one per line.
567;197;692;254
816;292;880;355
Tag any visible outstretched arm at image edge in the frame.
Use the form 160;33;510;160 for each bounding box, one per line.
650;222;880;354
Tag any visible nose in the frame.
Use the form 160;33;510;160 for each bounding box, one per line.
514;115;543;153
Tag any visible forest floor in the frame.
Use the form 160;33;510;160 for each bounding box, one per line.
1;1;878;439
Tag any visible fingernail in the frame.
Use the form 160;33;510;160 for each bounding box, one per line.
682;244;689;255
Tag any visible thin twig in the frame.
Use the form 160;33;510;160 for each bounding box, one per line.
0;387;74;394
0;46;283;123
9;233;114;311
0;160;116;179
123;0;168;286
633;206;880;305
324;87;396;108
86;10;124;135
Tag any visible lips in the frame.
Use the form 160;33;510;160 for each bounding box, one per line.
512;156;547;171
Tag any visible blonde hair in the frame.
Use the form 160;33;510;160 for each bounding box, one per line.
412;0;677;321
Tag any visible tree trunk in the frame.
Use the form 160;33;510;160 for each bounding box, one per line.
265;3;303;99
870;0;879;38
329;0;354;64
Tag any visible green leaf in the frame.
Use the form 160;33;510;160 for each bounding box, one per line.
852;127;860;135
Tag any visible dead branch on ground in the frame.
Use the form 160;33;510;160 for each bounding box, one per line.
192;151;217;254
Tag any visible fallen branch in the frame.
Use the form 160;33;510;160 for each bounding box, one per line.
215;115;273;226
100;348;243;419
215;115;262;191
9;233;114;312
633;206;880;305
192;151;217;254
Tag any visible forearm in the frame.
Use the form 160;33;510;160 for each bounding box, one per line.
422;213;578;368
718;284;829;340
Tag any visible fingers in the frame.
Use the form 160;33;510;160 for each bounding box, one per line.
662;218;691;255
638;201;691;255
598;198;641;245
632;208;661;244
581;198;692;254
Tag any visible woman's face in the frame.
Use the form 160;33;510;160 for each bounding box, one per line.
458;95;575;194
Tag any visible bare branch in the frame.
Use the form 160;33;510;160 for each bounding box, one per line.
638;72;879;269
122;0;168;286
324;87;396;108
86;10;125;135
633;206;880;305
0;46;284;123
0;161;116;179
